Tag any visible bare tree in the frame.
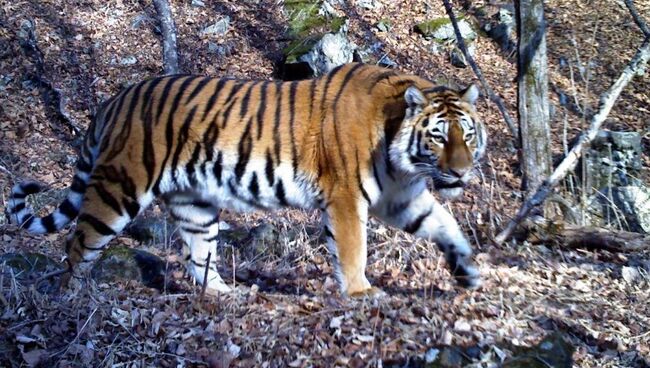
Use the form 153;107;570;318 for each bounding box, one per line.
152;0;180;74
515;0;551;200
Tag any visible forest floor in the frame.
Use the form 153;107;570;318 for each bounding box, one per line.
0;0;649;367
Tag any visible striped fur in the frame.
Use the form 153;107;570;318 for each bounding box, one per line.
8;63;486;296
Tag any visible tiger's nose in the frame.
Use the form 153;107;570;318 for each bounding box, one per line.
449;167;470;178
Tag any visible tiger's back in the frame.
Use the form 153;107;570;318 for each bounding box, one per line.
9;63;486;296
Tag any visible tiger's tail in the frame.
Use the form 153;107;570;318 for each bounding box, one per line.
7;108;105;234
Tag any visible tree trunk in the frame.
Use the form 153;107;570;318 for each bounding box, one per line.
516;0;551;198
152;0;180;75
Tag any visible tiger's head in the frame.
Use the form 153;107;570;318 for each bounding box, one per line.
390;84;487;200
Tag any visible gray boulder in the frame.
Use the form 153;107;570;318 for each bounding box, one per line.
298;29;357;77
587;186;650;234
584;130;643;189
91;246;166;289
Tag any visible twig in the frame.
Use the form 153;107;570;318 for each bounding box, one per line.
441;0;519;146
152;0;180;74
199;251;211;303
624;0;650;36
495;36;650;244
17;19;84;141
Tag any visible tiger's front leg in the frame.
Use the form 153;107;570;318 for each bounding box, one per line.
322;197;382;297
374;181;481;289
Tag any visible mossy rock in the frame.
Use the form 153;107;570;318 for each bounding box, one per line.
283;0;346;65
503;332;574;368
0;252;64;293
415;16;475;42
90;246;166;290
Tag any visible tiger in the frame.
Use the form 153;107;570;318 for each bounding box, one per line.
7;63;487;297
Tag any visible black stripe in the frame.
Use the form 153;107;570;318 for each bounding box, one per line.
213;151;223;186
76;158;93;173
264;149;275;185
204;234;220;243
366;70;398;93
220;82;244;128
142;78;167;190
372;161;383;192
407;129;416;151
10;202;26;214
272;82;282;161
122;198;140;219
106;81;145;160
99;86;131;153
79;214;116;236
323;226;335;241
70;176;86;194
169;200;213;208
404;211;430;234
185;77;212;104
288;81;299;175
90;183;123;216
153;77;196;194
234;118;254;183
11;192;28;199
239;82;256;119
140;77;165;118
20;182;41;195
355;151;371;204
182;226;209;235
387;201;410;217
203;121;220;162
198;215;220;228
201;78;230;121
331;64;365;171
59;199;79;219
186;144;202;186
308;78;317;122
170;105;199;186
276;180;288;206
156;76;190;124
22;216;34;230
248;172;259;200
256;82;269;140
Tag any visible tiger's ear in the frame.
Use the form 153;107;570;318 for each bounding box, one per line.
460;84;479;105
404;86;427;108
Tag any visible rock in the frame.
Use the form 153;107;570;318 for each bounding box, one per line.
202;16;231;36
586;185;650;233
482;6;516;53
0;253;64;294
449;46;467;68
355;0;382;10
584;130;643;189
503;332;574;368
90;246;166;290
120;55;137;65
282;0;348;79
415;18;476;42
191;0;205;7
376;18;391;32
125;216;173;244
621;266;641;284
298;30;357;76
207;41;235;57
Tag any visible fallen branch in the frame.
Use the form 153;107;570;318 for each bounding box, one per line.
495;36;650;245
543;225;650;252
442;0;519;146
152;0;180;74
17;20;83;141
623;0;650;37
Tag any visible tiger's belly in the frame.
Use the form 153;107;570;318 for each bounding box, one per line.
159;158;321;212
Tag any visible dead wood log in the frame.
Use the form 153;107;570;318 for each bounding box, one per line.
152;0;180;74
442;0;519;146
495;35;650;245
544;225;650;252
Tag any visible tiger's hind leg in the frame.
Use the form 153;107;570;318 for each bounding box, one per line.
166;193;230;293
64;179;153;283
373;181;481;289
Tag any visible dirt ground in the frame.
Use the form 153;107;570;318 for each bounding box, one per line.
0;0;649;367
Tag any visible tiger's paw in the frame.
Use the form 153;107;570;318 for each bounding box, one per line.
454;263;481;290
349;286;386;299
